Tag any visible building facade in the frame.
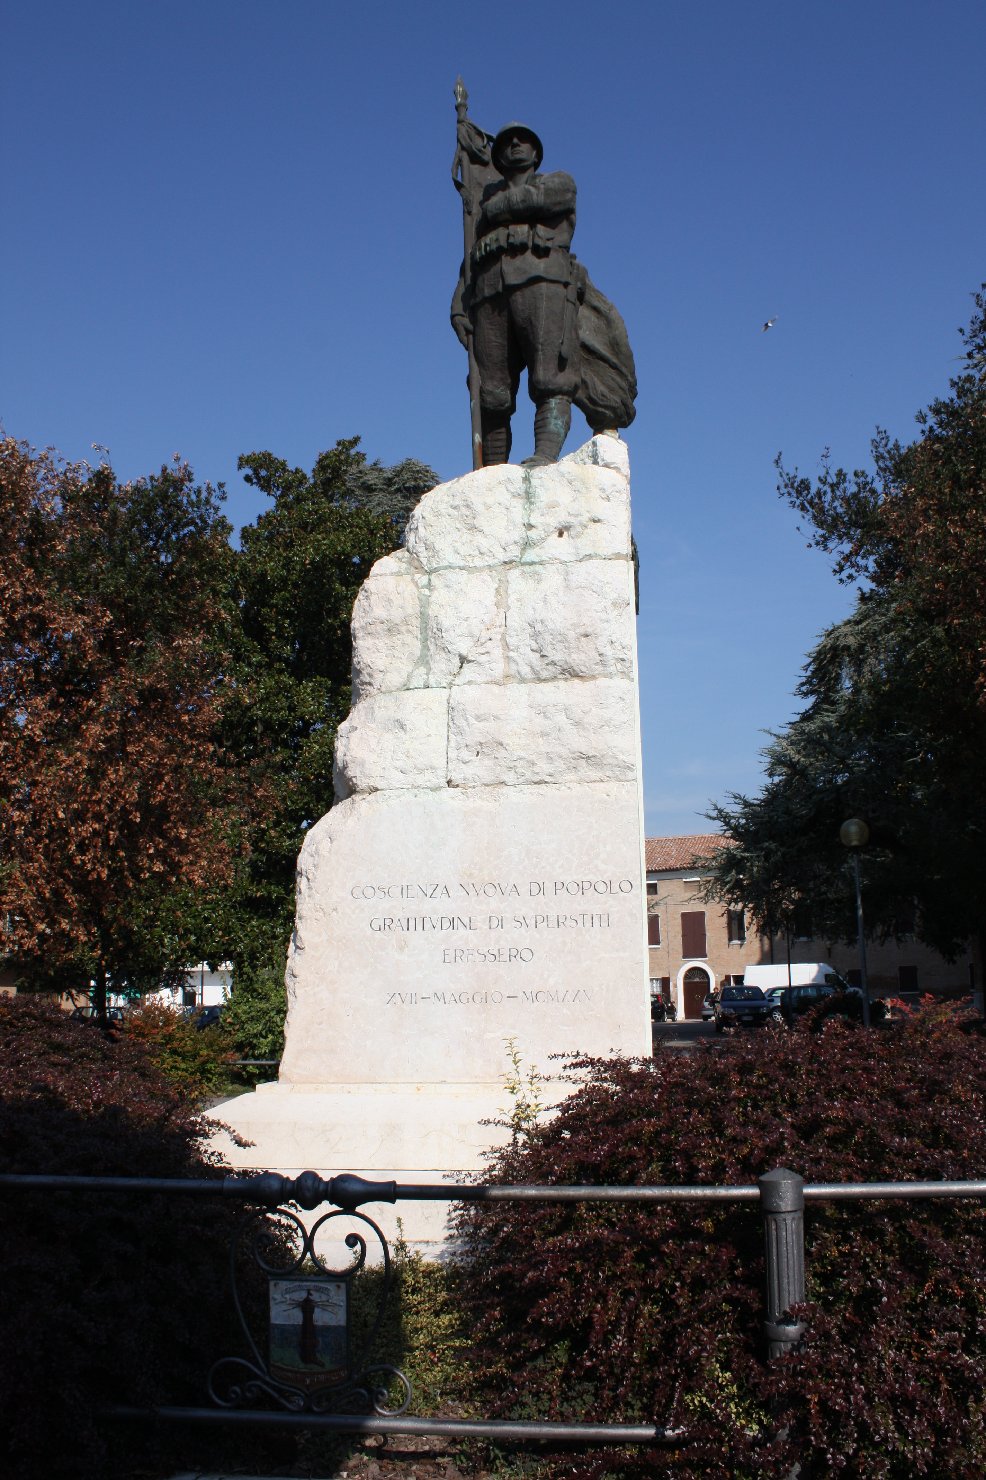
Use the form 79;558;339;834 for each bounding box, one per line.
646;834;979;1020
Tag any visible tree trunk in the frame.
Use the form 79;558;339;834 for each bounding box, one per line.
93;963;108;1029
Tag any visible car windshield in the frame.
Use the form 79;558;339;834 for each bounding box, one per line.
727;987;766;1001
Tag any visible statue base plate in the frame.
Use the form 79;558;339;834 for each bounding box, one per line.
206;1080;517;1253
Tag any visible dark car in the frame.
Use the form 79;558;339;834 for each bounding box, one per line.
713;985;778;1032
70;1004;125;1026
777;983;842;1026
191;1004;224;1030
778;983;885;1028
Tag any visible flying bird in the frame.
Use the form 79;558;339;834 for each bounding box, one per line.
761;317;777;333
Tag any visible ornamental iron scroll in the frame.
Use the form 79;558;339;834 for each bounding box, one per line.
207;1201;411;1416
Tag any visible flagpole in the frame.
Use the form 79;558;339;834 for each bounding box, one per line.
453;77;484;470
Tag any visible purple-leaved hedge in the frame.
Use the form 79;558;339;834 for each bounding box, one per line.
0;996;284;1479
453;1004;986;1478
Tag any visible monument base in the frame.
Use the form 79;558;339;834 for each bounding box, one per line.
204;438;651;1253
209;1079;519;1170
207;1080;520;1253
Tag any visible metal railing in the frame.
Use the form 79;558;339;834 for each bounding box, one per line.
4;1166;986;1446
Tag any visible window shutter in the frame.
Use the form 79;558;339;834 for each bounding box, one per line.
681;910;707;958
647;913;662;945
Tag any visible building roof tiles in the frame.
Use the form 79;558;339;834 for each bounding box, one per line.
645;834;730;872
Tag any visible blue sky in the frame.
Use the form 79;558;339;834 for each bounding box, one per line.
4;1;984;837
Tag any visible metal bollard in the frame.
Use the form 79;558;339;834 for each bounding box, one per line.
759;1168;806;1358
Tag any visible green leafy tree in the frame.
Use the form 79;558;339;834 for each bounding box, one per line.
223;958;288;1071
0;439;236;1016
344;453;438;541
218;438;437;971
708;594;986;958
708;289;986;966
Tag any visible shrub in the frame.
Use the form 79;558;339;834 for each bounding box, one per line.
225;957;287;1076
125;997;237;1099
452;1007;986;1478
0;996;283;1479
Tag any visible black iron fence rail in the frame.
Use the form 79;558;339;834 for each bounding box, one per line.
4;1167;986;1448
5;1169;986;1203
106;1406;681;1445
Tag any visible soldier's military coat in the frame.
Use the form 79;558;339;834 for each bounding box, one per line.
454;170;580;414
451;139;637;437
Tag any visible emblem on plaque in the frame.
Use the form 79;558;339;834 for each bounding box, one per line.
208;1196;410;1416
268;1276;348;1391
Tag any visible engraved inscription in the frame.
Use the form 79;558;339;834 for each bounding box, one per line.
347;877;638;996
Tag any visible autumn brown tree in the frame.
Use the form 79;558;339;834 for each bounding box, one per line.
0;438;236;1017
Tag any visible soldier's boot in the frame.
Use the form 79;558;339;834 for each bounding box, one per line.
522;397;571;466
481;411;512;467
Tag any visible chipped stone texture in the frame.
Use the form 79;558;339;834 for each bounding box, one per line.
402;438;631;573
405;463;529;570
336;435;639;794
506;561;634;682
350;549;424;702
566;431;629;474
517;461;630;566
423;566;504;688
447;678;637;788
207;437;650;1197
333;688;448;799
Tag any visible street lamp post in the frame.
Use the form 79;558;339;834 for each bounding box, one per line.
839;818;872;1028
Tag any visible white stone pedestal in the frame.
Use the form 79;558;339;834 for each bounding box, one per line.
208;437;650;1241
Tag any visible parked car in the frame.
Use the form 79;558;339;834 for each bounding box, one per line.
776;983;840;1026
776;983;886;1028
70;1004;125;1026
713;985;778;1032
191;1004;224;1030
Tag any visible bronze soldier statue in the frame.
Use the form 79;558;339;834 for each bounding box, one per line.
452;87;636;470
452;122;578;467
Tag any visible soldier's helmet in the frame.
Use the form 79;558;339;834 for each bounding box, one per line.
491;123;544;173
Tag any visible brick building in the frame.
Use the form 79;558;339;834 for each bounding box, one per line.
646;834;979;1020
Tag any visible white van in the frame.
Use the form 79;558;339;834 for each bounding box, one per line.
743;962;849;991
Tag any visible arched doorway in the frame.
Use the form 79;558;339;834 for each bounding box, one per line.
681;965;712;1020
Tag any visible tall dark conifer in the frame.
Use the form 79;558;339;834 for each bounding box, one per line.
707;289;986;965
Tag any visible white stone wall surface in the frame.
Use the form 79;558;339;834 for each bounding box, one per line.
209;436;651;1184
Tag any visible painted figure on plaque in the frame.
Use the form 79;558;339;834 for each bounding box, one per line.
451;81;637;470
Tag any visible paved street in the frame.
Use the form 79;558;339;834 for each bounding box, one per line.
651;1017;718;1051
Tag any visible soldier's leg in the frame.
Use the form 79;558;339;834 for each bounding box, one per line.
525;398;572;467
481;409;512;466
512;281;579;466
473;297;520;466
